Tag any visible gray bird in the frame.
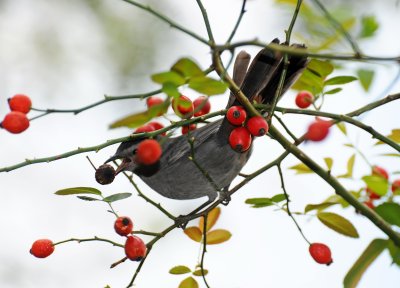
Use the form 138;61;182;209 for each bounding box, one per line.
106;39;309;217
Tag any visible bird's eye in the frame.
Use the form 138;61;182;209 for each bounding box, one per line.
133;149;137;155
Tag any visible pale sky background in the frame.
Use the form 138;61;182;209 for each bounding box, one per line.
0;0;400;287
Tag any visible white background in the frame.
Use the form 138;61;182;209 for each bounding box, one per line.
0;0;399;287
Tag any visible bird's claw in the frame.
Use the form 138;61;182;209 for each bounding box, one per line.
219;191;231;206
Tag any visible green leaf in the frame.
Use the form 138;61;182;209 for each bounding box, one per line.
188;76;227;96
317;212;359;238
304;202;338;213
323;194;349;208
102;193;132;203
338;154;356;178
387;240;400;266
344;239;387;288
362;175;388;196
336;123;347;135
55;187;102;196
206;229;231;244
381;153;400;158
171;58;204;78
356;69;374;91
76;196;100;201
184;227;202;242
109;100;170;129
169;265;191;275
324;76;357;86
288;163;313;174
291;68;324;94
151;71;185;86
359;15;379;38
179;277;199;288
375;203;400;227
192;269;208;276
245;195;285;208
324;157;333;170
307;59;334;78
162;82;180;98
324;87;342;95
271;194;286;203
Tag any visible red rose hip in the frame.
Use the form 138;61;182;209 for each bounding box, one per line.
193;96;211;117
392;179;400;194
30;239;55;258
372;166;389;180
8;94;32;114
1;111;30;134
309;243;332;265
172;95;194;118
136;139;162;165
229;127;252;152
114;216;134;236
246;116;269;136
295;91;314;109
181;123;197;134
146;96;164;108
125;235;147;261
226;106;247;126
306;120;331;141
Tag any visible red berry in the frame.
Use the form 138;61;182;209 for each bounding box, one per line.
229;127;252;152
135;125;155;134
148;121;166;136
306;120;331;141
114;216;134;236
366;188;381;200
172;95;194;118
136;139;162;165
125;235;147;261
295;91;314;109
392;179;400;194
309;243;333;265
30;239;54;258
146;96;164;108
226;106;247;126
246;116;269;137
372;166;389;180
181;123;197;134
364;199;375;209
8;94;32;114
193;96;211;117
1;111;30;134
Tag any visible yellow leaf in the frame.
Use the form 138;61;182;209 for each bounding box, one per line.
184;226;202;242
206;229;231;245
199;207;221;233
179;277;199;288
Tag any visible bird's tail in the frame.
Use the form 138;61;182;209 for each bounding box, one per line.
226;39;309;109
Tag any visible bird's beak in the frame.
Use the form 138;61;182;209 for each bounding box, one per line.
114;158;132;175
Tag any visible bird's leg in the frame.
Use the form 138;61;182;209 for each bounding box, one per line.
219;186;231;206
174;198;215;229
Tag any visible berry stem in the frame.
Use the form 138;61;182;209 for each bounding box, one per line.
53;236;124;248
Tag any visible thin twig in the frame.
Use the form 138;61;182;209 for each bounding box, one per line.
200;214;210;288
195;0;215;43
53;236;124;247
277;164;310;244
226;0;247;44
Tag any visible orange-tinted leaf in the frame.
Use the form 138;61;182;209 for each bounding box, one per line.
179;277;199;288
206;229;231;245
184;226;202;242
199;207;221;233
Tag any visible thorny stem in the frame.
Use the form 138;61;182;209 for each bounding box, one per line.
200;214;211;288
53;236;124;248
268;0;302;120
273;114;298;142
277;164;310;245
196;0;215;43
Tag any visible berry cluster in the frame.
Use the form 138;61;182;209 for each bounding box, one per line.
1;94;32;134
114;216;147;261
146;95;210;135
225;105;269;152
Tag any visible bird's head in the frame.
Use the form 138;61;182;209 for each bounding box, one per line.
104;139;142;175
